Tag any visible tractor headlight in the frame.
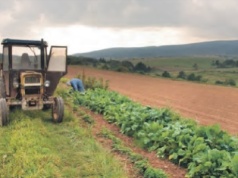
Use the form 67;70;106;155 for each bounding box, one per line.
44;80;50;87
13;80;19;88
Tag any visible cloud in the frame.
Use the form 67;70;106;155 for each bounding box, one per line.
181;0;238;38
0;0;238;52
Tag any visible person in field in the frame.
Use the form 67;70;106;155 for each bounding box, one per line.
67;78;85;93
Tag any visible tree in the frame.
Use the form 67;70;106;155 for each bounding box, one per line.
187;73;202;81
193;63;198;70
99;58;106;63
107;60;121;70
121;61;134;71
134;62;150;72
177;71;186;79
224;59;235;67
225;79;236;86
187;73;196;81
162;71;171;78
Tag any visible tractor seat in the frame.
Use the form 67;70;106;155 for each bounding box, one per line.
21;53;31;68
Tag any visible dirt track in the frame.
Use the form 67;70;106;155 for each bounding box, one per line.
67;66;238;135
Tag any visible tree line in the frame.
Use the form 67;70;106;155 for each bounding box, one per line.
212;59;238;68
67;56;151;73
162;70;236;86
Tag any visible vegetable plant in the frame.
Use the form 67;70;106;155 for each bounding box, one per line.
61;88;238;177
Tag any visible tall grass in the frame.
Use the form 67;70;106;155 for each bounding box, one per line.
0;109;128;177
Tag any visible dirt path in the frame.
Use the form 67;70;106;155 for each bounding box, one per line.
67;66;238;135
80;107;186;178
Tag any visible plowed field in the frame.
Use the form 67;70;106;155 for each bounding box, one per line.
67;66;238;135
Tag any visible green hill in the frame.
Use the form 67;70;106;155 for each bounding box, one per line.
75;40;238;59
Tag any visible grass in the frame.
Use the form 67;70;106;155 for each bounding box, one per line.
130;56;217;71
0;109;128;177
100;128;167;178
130;56;238;86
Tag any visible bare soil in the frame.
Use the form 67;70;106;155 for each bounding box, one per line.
67;66;238;135
66;65;238;178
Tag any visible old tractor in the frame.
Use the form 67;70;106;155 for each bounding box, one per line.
0;38;67;126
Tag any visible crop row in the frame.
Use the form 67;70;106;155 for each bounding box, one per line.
101;128;167;178
62;89;238;177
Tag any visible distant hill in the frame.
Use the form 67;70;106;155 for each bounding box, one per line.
74;40;238;59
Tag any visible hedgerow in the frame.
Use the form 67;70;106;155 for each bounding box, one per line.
61;88;238;177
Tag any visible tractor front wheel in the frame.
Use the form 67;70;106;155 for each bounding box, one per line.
52;97;64;123
0;98;9;126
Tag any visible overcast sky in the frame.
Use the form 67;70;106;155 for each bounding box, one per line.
0;0;238;54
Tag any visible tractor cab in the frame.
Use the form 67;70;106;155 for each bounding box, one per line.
0;38;67;126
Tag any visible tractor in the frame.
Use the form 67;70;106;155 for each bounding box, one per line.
0;38;67;126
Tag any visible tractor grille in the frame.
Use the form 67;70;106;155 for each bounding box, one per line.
20;72;43;97
25;76;40;84
25;86;41;95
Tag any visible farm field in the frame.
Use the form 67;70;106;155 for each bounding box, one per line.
130;56;238;85
67;65;238;135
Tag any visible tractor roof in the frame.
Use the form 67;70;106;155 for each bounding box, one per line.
1;38;48;47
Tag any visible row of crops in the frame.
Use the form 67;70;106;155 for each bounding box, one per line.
61;88;238;177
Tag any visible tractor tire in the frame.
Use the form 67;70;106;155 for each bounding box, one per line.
0;98;9;126
0;79;6;98
52;97;64;123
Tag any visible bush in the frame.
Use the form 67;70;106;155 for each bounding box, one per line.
162;71;171;78
225;79;236;86
187;73;202;81
195;75;202;81
215;79;236;86
187;73;196;81
215;80;224;85
177;71;186;79
134;62;151;73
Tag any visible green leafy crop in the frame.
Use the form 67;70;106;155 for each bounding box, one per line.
62;88;238;177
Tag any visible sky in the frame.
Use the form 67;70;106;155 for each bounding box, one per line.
0;0;238;54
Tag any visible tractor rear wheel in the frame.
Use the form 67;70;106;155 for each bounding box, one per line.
0;98;9;126
52;97;64;123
